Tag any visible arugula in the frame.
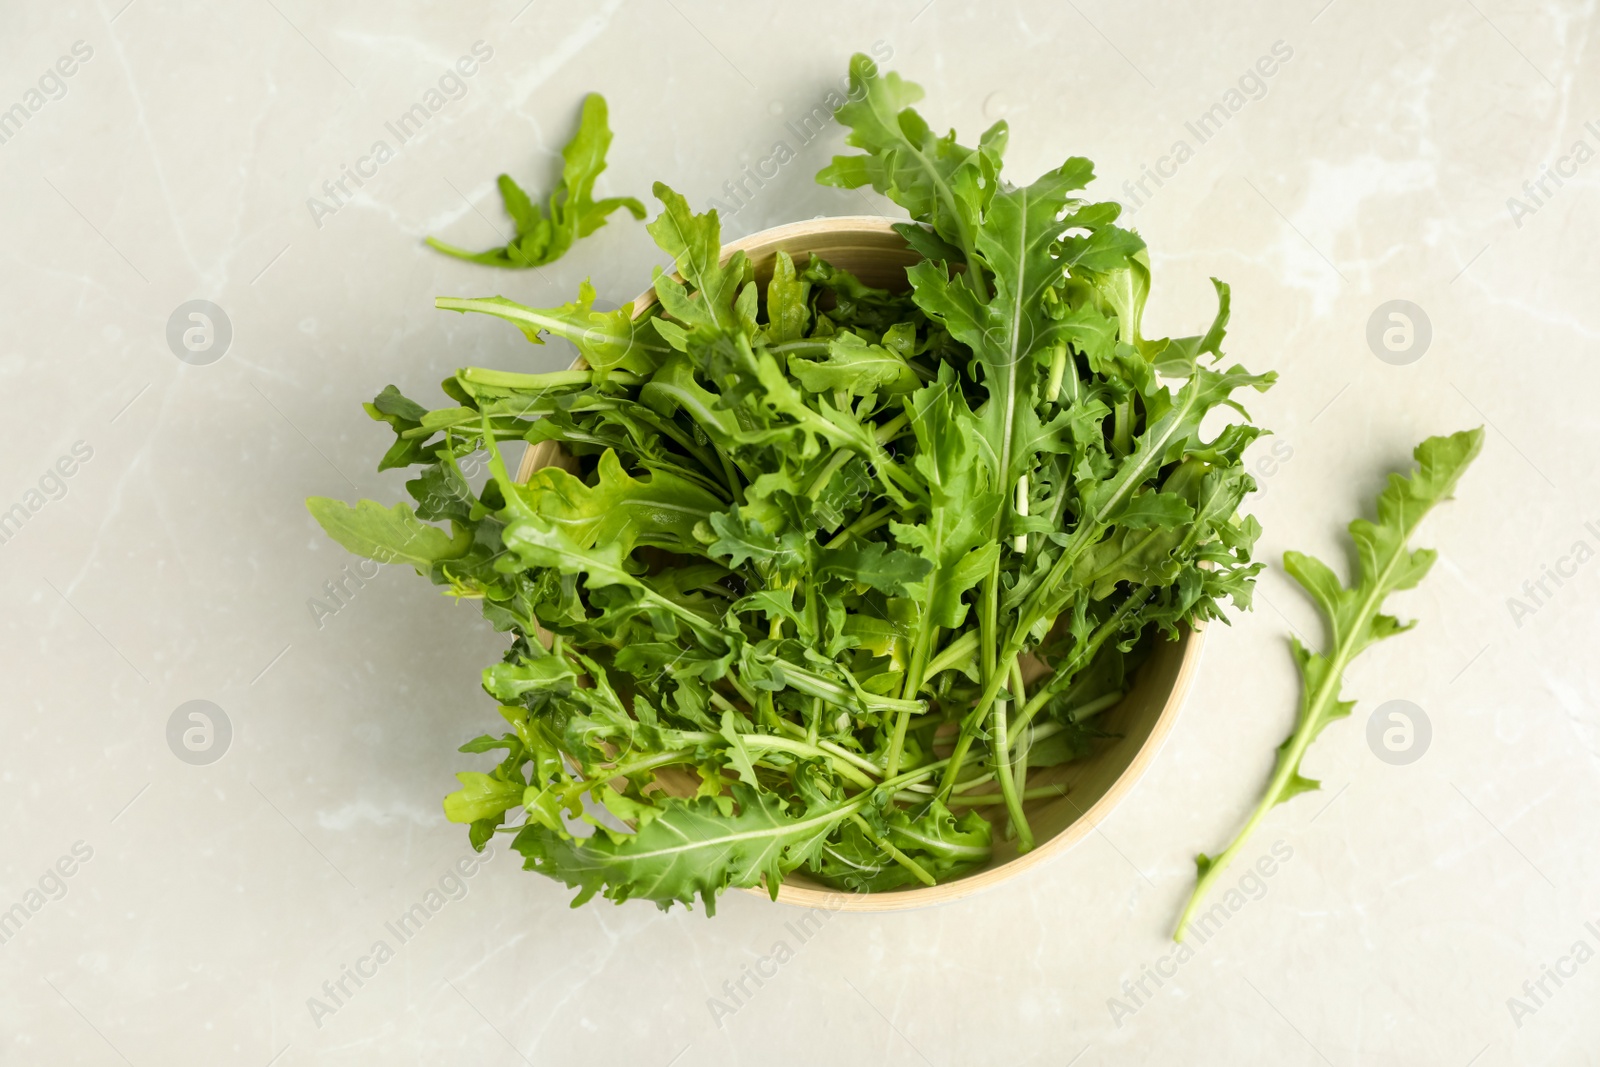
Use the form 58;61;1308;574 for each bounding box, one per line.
427;93;644;268
305;496;471;570
1174;428;1483;940
311;55;1276;912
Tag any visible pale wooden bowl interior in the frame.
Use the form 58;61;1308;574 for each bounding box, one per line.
512;216;1205;911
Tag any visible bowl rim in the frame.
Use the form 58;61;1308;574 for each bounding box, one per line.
513;214;1207;912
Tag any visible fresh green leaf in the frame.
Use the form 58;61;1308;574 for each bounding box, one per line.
306;497;470;572
1174;428;1483;941
426;93;644;269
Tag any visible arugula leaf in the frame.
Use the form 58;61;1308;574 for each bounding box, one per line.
788;332;921;396
763;250;811;344
817;540;931;596
817;53;1004;277
646;182;751;336
443;772;526;824
1173;428;1484;940
427;93;644;269
305;497;471;572
512;782;860;913
515;449;724;556
437;280;668;375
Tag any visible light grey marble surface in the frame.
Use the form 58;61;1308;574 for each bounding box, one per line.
2;1;1597;1064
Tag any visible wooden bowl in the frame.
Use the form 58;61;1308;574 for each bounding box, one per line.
514;216;1206;911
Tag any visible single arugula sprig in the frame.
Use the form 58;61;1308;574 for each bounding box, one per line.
427;93;644;269
309;56;1274;912
1174;428;1484;941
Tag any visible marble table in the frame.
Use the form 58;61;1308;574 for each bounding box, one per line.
2;1;1595;1063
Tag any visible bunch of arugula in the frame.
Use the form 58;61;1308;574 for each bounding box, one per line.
309;54;1275;912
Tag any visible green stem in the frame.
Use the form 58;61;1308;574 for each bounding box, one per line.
756;690;781;730
921;630;978;681
742;736;877;790
848;813;935;886
768;340;830;357
874;412;910;445
435;296;669;360
1046;341;1067;403
672;729;880;791
716;448;744;504
560;749;697;802
954;553;1003;799
806;450;855;499
824;504;893;549
989;681;1033;852
725;672;760;708
1009;591;1149;741
938;586;1150;801
979;560;1000;684
896;770;993;796
935;637;1023;801
1066;690;1124;724
1112;399;1132;456
884;708;915;781
1013;472;1030;554
1008;659;1033;832
1174;541;1410;941
886;612;942;778
950;785;1067;806
779;661;924;716
771;718;885;779
458;366;643;390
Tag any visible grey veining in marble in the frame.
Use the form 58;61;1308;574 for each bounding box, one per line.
2;2;1597;1064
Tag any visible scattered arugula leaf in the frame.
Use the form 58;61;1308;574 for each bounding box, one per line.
426;93;644;269
1174;428;1484;941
